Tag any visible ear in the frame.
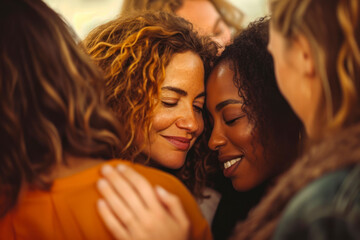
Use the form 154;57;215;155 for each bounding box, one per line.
294;34;316;78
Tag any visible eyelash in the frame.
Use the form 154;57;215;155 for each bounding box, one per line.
225;115;245;126
162;101;177;107
162;101;203;113
193;105;203;113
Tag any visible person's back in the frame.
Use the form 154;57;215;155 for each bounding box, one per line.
0;160;211;240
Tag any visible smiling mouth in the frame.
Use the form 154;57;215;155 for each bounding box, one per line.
223;156;243;169
162;136;191;151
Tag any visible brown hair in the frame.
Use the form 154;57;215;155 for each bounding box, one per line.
0;0;122;217
232;0;360;238
83;11;217;197
120;0;244;34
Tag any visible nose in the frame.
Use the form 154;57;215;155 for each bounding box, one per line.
208;123;226;151
175;108;201;133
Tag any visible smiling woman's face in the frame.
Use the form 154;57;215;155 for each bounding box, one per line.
138;51;205;169
206;61;276;191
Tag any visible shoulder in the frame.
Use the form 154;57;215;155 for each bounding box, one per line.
273;165;360;240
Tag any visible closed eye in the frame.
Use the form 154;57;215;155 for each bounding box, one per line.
162;101;177;107
193;105;203;113
225;115;245;126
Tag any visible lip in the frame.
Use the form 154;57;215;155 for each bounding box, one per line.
162;136;192;151
218;155;244;178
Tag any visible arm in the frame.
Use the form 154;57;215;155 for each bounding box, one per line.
96;164;190;240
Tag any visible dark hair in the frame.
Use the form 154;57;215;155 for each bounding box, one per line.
207;17;302;177
0;0;122;216
83;11;217;197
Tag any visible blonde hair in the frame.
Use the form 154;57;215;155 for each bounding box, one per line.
120;0;244;33
270;0;360;137
83;11;217;196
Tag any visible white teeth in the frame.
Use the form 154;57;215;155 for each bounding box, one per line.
224;157;243;169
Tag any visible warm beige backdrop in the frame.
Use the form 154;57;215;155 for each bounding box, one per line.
44;0;268;39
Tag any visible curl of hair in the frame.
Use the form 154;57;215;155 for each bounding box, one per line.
0;0;123;217
120;0;244;33
83;11;217;197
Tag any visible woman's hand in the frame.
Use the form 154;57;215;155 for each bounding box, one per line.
97;164;190;240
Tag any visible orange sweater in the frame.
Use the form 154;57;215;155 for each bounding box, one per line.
0;160;212;240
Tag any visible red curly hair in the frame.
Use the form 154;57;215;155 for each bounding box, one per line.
83;11;217;197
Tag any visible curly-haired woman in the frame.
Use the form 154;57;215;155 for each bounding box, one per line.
206;17;302;239
83;11;218;200
0;1;212;239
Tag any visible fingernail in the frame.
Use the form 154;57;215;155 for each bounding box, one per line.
156;186;168;197
97;178;107;189
117;164;127;172
101;165;112;175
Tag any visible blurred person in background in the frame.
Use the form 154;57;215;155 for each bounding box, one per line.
120;0;244;49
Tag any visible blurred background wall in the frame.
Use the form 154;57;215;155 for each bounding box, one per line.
44;0;269;39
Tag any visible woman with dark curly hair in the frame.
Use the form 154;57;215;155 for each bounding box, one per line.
0;1;212;239
82;11;218;199
206;17;302;239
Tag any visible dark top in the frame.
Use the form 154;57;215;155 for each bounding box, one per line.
211;177;269;240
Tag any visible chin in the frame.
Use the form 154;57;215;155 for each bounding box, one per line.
161;155;187;170
231;180;259;192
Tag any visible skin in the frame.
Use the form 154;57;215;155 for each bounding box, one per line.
97;164;189;240
206;60;276;191
268;24;322;137
139;51;205;169
175;0;231;48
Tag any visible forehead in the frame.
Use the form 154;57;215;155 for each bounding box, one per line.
163;51;205;89
175;0;221;33
206;61;240;103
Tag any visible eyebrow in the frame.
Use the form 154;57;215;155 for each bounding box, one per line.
162;86;205;99
215;99;243;112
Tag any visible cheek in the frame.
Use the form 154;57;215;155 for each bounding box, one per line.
274;61;291;98
196;115;205;135
232;120;253;144
151;108;175;132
